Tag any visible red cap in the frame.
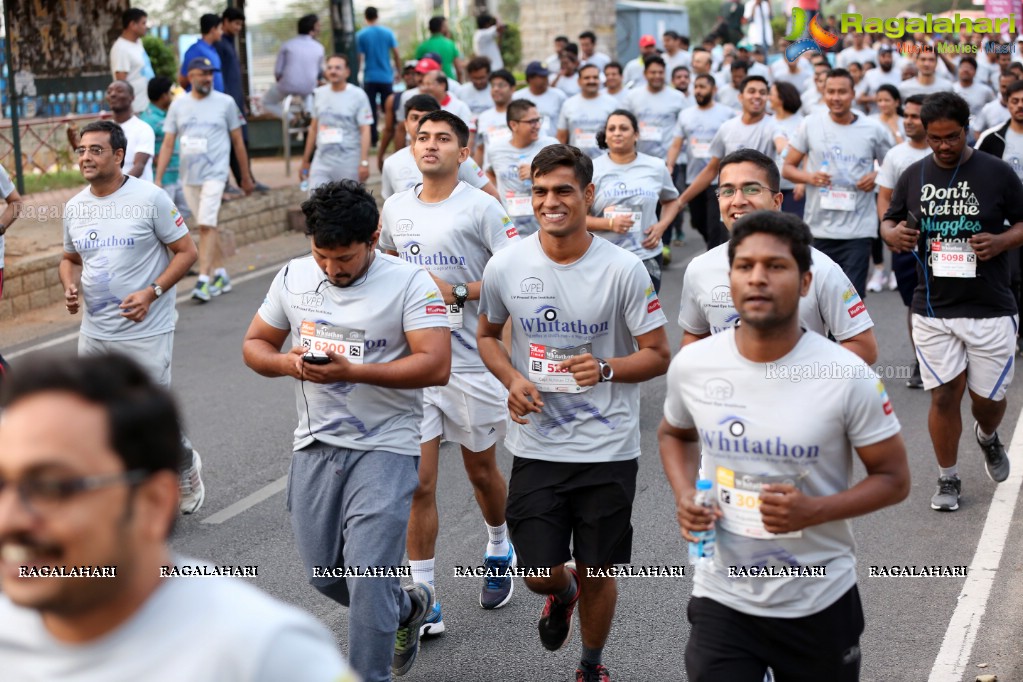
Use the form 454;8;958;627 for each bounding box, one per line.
639;35;656;47
415;57;441;74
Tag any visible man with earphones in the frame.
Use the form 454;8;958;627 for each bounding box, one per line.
883;92;1023;512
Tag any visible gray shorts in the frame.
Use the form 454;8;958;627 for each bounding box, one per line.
78;331;174;388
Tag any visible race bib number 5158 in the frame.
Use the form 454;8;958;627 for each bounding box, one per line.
528;342;593;393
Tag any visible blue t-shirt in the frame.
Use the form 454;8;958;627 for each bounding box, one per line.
180;40;224;93
356;25;397;84
214;36;244;111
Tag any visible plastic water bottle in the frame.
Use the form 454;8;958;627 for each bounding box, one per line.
688;479;717;567
299;168;309;192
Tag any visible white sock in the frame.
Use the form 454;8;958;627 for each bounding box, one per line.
214;267;228;278
485;523;510;557
939;465;959;479
197;274;210;283
976;424;996;443
410;558;435;593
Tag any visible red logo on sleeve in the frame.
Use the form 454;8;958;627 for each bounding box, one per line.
505;227;519;238
425;304;446;315
848;301;866;318
883;400;893;415
647;298;662;313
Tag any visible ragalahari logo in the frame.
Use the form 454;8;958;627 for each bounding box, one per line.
785;8;840;62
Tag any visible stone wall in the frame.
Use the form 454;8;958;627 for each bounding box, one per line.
519;0;618;65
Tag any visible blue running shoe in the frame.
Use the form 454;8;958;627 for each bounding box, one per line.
480;543;516;609
420;599;445;637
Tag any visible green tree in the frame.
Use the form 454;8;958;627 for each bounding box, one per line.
143;36;178;80
500;24;522;71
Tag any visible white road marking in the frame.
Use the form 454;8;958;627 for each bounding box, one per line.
201;474;288;525
5;260;295;360
928;412;1023;681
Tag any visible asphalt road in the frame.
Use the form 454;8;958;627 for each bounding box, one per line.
5;236;1023;682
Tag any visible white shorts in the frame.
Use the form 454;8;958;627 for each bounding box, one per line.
912;314;1017;400
421;371;509;452
183;179;226;227
78;331;174;388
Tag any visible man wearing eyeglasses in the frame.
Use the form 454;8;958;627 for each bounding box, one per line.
484;99;558;237
0;353;355;681
679;148;877;363
60;119;201;515
883;92;1023;512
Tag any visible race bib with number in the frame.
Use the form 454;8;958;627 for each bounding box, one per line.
299;320;365;364
715;466;803;539
488;126;512;145
180;136;208;155
447;303;463;330
317;126;344;145
819;186;856;211
930;239;977;278
639;123;662;142
528;342;593;393
506;192;533;217
603;206;643;231
690;139;711;159
573;130;597;149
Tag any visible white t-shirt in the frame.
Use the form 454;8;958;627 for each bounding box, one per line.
975;98;1010;135
380;146;490;199
954;81;996;118
0;559;353;682
119;115;156;183
380;182;519;371
479;234;667;462
475;107;512;154
457;81;493;117
513;86;567;138
0;164;17;269
673;104;737;184
876;141;932;190
109;36;154;113
556;92;619;158
551;72;581;97
440;94;477;131
63;177;188;341
663;330;901;618
472;26;503;71
484;136;559;237
1003;128;1023;183
622;57;646;89
663;50;691;76
679;244;874;339
836;46;878;69
309;84;374;185
257;253;449;453
773;113;803;190
581;51;612;71
898;77;954;99
789;111;892;240
708;115;779;162
715;83;742;112
624;86;687;159
590;152;679;260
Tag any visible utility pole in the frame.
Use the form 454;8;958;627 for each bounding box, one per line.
331;0;358;85
3;2;24;194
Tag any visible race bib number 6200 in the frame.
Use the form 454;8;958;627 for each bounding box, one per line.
299;320;365;363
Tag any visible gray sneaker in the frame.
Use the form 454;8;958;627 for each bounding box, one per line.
393;582;433;676
975;423;1010;483
179;449;205;514
930;475;961;511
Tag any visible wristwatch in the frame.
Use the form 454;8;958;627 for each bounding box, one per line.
360;160;370;167
452;283;469;308
150;283;163;298
597;358;614;383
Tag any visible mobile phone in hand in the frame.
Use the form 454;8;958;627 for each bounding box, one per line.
302;353;330;365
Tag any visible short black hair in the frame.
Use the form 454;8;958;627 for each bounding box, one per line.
428;16;446;33
555;35;569;44
1008;80;1023;98
327;53;350;67
200;13;221;35
507;98;536;126
298;14;319;35
825;67;855;90
429;72;449;92
579;63;601;77
596;109;638;150
718;149;780;193
664;30;681;40
147;76;174;102
467;56;491;73
417;109;470;147
562;43;579;58
302;180;379;248
644;55;666;73
489;69;516;88
604;61;622;75
222;7;245;22
671;65;691;78
772;81;801;115
365;6;379;21
80;120;127;157
739;74;768;92
405;93;441;116
122;7;147;28
694;73;717;88
579;30;596;42
477;13;496;29
110;79;135;98
904;94;927;108
729;211;813;275
531;143;593;187
731;60;749;74
920;91;970;129
0;352;183;478
877;83;902;112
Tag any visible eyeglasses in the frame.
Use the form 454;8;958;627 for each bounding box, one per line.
715;183;777;198
0;469;149;517
74;146;112;157
512;117;543;126
926;130;964;147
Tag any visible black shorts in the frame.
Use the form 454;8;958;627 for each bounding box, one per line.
892;251;918;308
505;456;638;569
686;585;864;682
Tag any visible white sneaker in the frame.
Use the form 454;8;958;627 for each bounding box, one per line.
179;449;206;514
866;268;885;293
887;272;898;291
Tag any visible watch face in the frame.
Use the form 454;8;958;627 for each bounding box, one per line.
454;284;469;298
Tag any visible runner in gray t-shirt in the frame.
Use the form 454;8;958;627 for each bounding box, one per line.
479;144;669;682
623;56;687;159
514;70;567;138
556;64;619;159
301;55;373;189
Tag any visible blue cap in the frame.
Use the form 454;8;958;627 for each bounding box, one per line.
696;479;713;490
186;57;219;72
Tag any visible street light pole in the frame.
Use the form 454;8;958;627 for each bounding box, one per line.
3;2;24;194
331;0;358;85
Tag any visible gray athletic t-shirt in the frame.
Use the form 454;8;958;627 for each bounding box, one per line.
380;146;489;199
876;141;932;190
309;84;374;185
63;177;189;341
591;152;679;261
954;81;996;118
773;113;803;191
258;253;449;454
484;136;559;237
679;244;874;339
708;115;779;162
457;81;493;116
475;107;512;154
790;112;892;240
673;104;737;184
663;330;901;618
557;92;619;159
513;87;566;138
624;86;687;159
0;557;352;682
163;91;244;184
898;77;954;99
1003;128;1023;183
479;234;667;462
380;182;519;371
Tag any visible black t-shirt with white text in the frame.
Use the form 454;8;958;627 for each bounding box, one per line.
885;150;1023;318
